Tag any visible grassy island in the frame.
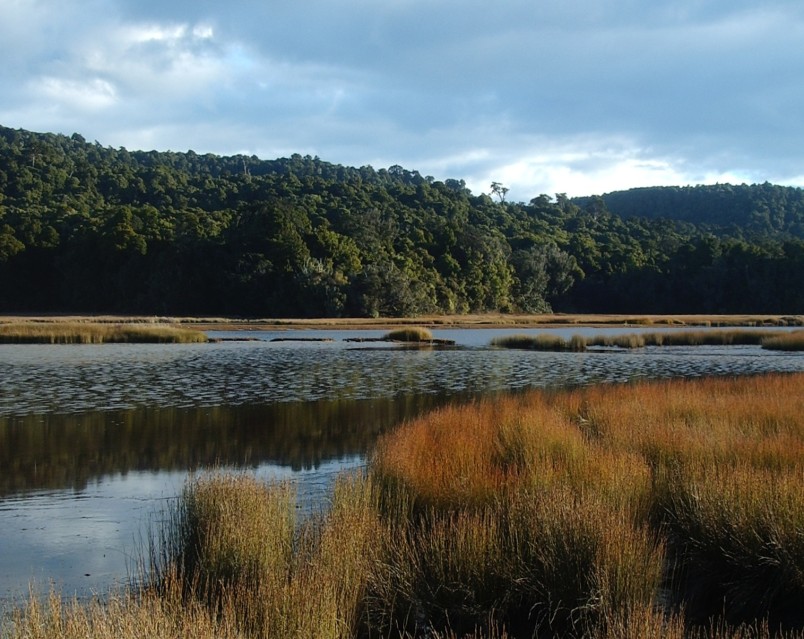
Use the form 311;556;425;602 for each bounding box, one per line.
0;322;207;344
5;373;804;638
492;328;804;352
384;326;434;342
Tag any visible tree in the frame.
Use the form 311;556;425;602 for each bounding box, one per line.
490;182;509;203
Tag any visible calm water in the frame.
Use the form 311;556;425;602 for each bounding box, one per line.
1;327;802;603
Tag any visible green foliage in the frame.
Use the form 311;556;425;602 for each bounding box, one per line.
576;183;804;239
1;124;803;316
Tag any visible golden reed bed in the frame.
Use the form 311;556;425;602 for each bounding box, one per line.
5;374;804;638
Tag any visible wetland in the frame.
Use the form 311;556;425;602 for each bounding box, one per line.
1;323;803;636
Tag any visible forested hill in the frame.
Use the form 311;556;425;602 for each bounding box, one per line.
573;184;804;239
1;124;803;316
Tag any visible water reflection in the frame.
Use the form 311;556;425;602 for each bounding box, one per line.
0;393;475;603
0;394;469;496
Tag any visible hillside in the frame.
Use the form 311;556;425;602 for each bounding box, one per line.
1;124;803;315
573;184;804;239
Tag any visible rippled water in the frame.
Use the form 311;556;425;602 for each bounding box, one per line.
2;328;803;416
1;327;802;603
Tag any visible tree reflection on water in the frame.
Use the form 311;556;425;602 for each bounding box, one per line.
0;393;468;496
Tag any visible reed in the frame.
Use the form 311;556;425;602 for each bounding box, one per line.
384;326;434;342
762;330;804;351
0;322;207;344
645;329;777;346
5;374;804;639
490;329;781;351
149;473;295;634
491;333;587;351
659;463;804;628
368;390;667;637
369;373;804;637
3;581;244;639
147;471;379;638
586;333;646;348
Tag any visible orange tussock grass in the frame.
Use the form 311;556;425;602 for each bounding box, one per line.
371;392;591;510
554;374;804;471
370;373;804;636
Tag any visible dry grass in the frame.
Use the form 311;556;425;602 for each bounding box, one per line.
492;329;791;352
638;329;779;346
491;333;586;351
370;373;804;637
5;375;804;639
0;322;207;344
762;330;804;351
3;582;244;639
384;327;434;342
4;313;802;332
146;472;380;638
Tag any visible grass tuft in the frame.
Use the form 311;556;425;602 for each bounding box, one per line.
491;333;587;351
762;330;804;351
384;326;434;342
492;329;793;352
0;322;207;344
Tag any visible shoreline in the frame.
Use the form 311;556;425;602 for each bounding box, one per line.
1;312;802;331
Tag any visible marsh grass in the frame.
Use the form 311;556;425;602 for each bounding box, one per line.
5;375;804;639
146;472;380;638
3;582;244;639
762;330;804;351
0;322;207;344
658;463;804;627
492;329;791;352
384;327;434;342
369;373;804;638
491;333;586;351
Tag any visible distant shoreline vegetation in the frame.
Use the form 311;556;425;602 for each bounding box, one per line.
0;322;207;344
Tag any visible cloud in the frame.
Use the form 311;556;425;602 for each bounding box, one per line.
1;0;804;199
34;77;118;112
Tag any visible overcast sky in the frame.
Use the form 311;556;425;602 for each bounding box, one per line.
2;0;803;201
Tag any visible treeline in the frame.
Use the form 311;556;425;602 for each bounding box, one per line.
1;124;803;316
573;183;804;238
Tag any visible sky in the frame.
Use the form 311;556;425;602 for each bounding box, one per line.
2;0;804;202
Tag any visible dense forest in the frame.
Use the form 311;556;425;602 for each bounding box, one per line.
1;124;803;316
573;184;804;237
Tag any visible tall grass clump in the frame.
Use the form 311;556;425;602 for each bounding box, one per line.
762;330;804;351
646;329;777;346
368;392;667;638
658;463;804;628
368;373;804;637
491;333;587;351
384;326;433;342
148;472;380;639
3;583;244;639
586;334;646;348
0;322;207;344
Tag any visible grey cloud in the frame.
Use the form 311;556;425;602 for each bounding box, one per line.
2;0;804;199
